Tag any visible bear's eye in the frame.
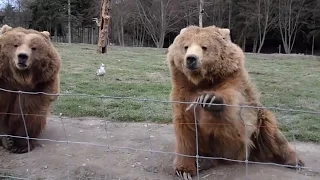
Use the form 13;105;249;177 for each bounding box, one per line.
14;44;18;48
31;47;37;51
184;46;188;50
202;46;207;51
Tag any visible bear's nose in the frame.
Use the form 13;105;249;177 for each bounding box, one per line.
186;55;198;66
18;53;29;63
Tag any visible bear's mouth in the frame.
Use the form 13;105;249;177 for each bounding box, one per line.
17;63;28;70
186;65;199;71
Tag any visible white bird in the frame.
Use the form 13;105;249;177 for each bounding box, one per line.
96;63;106;76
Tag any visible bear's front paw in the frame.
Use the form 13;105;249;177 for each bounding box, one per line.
1;136;14;150
186;93;224;112
284;153;305;170
10;143;35;154
174;158;196;180
175;169;193;180
197;158;218;171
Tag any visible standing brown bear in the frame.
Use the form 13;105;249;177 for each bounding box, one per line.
166;25;304;179
0;25;61;153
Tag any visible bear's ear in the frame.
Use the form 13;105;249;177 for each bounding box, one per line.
218;28;231;42
0;24;12;35
41;31;51;39
180;27;187;34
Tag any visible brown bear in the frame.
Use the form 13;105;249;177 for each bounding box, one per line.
166;25;304;179
0;25;61;153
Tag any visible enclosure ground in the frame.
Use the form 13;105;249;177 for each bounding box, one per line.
0;117;319;180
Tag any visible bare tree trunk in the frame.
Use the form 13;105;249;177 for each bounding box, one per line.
252;36;258;53
242;0;248;52
312;34;315;55
54;26;58;42
117;29;121;45
18;0;21;26
184;1;190;25
278;0;306;54
97;0;111;54
141;29;145;46
199;0;204;27
120;16;124;46
257;0;270;53
158;0;165;48
228;1;232;29
91;27;94;44
242;37;246;52
82;27;85;43
68;0;71;43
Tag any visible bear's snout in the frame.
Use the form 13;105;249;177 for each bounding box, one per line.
17;53;29;69
18;53;28;63
186;54;199;70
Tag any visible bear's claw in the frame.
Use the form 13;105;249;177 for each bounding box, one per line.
10;146;32;154
176;170;193;180
285;158;305;170
186;93;224;112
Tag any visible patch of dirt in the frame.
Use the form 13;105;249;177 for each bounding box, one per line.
0;117;319;180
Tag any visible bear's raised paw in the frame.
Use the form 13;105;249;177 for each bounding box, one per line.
186;93;224;112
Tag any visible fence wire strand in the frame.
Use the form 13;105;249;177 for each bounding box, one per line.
18;93;31;179
193;105;200;180
1;87;320;115
0;87;319;180
100;97;112;179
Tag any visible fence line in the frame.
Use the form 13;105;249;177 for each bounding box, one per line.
0;87;319;179
0;87;320;115
0;133;318;171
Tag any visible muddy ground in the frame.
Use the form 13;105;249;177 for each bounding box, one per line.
0;116;319;180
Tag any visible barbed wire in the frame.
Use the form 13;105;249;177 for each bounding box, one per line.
0;87;319;179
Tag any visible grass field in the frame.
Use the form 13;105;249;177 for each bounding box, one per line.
51;43;320;142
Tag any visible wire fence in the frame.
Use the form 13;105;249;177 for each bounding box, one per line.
0;87;320;180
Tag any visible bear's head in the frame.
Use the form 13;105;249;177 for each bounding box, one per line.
0;25;60;86
167;25;244;85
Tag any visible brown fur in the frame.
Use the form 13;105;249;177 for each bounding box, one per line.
0;25;60;153
167;25;304;177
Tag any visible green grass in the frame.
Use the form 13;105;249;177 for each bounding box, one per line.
51;43;320;142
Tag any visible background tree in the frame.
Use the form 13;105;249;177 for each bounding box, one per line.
0;0;319;55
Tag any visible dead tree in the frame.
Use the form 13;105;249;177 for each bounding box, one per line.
97;0;111;54
68;0;71;43
199;0;204;27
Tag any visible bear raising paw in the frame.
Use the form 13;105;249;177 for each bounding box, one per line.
186;93;224;112
166;25;304;179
